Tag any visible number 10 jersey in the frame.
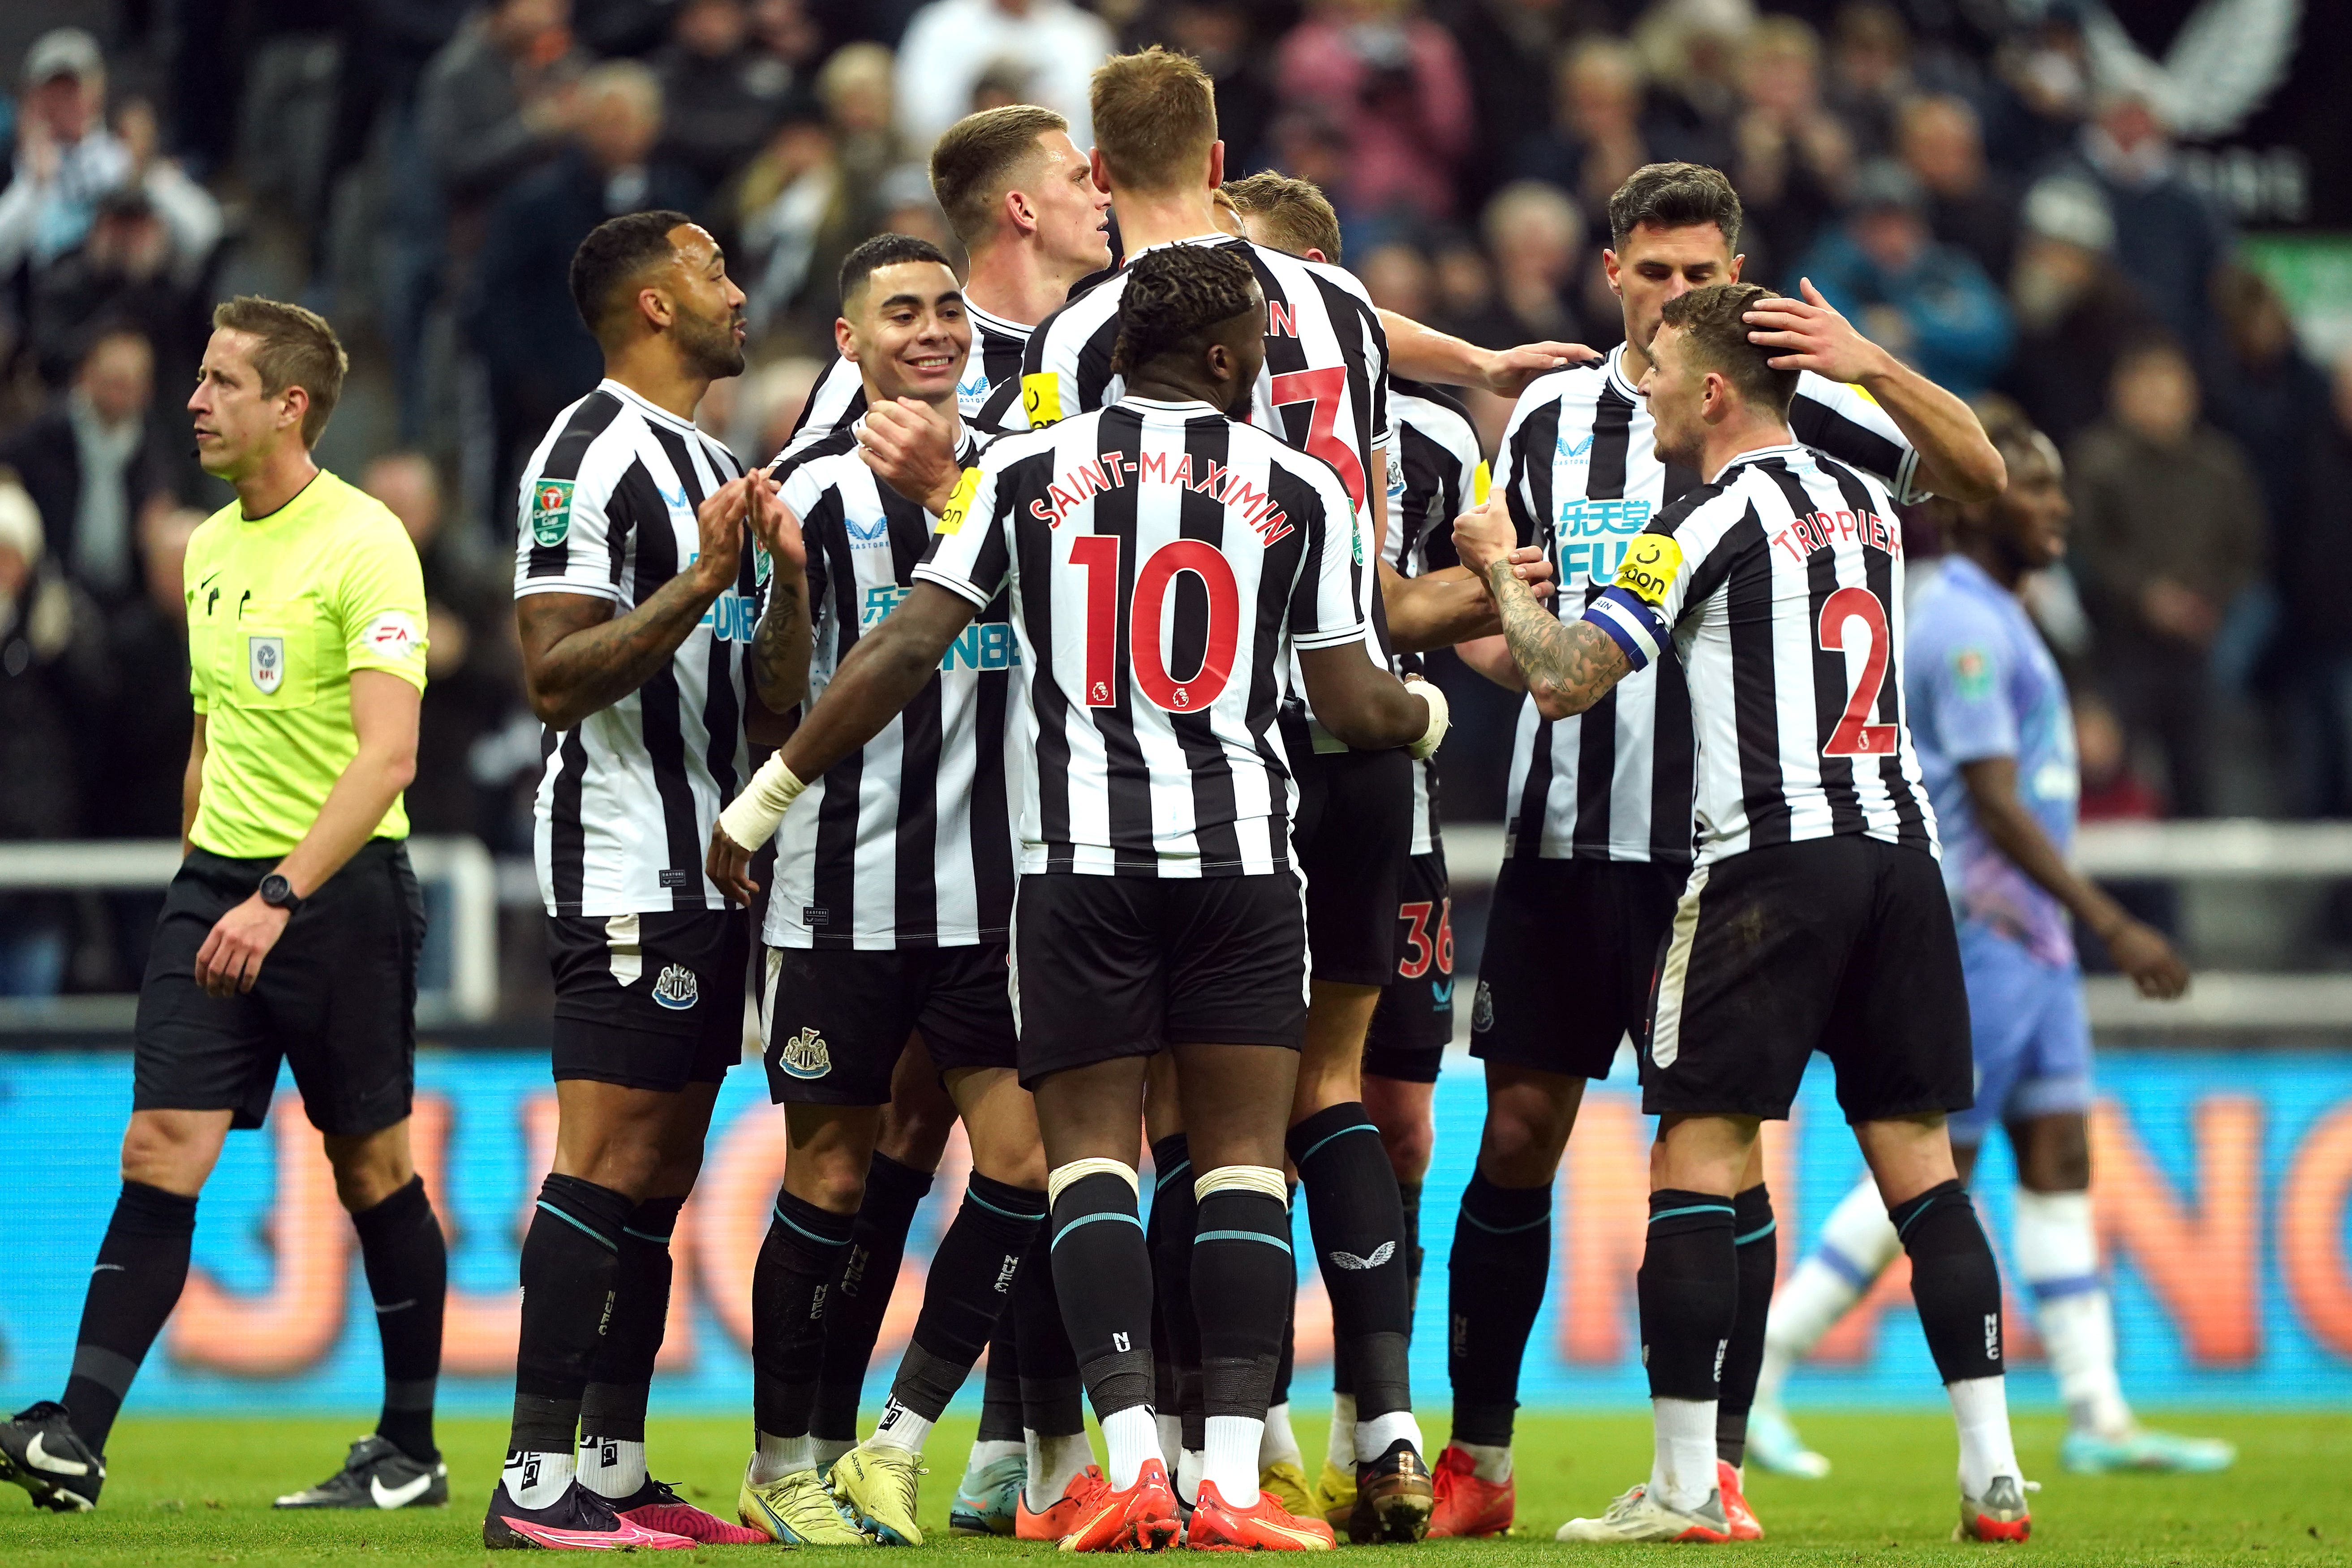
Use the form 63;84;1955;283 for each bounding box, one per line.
915;395;1367;878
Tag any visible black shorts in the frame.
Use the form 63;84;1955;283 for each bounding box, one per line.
1292;742;1413;986
1011;871;1309;1087
1470;856;1682;1081
133;841;424;1136
1642;836;1974;1123
546;909;749;1091
1363;851;1453;1083
760;942;1018;1105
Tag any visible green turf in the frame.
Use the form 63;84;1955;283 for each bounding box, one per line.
0;1411;2340;1564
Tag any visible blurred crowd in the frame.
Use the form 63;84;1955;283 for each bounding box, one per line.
0;0;2347;997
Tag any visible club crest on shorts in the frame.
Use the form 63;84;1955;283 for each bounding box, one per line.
779;1025;831;1078
1471;979;1495;1033
248;634;285;694
651;963;699;1010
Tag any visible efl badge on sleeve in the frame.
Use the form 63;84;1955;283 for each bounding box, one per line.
530;479;574;547
248;634;285;694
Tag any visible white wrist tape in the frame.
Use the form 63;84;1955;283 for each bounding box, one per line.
1406;678;1451;760
716;754;807;851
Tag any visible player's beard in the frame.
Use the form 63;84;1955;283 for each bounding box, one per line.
680;308;748;381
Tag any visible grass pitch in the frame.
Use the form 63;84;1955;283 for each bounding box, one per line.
0;1410;2340;1566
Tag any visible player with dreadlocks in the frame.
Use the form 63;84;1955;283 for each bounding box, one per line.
710;243;1445;1551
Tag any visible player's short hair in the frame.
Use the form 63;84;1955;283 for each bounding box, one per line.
1091;47;1217;195
838;232;955;309
1113;245;1260;375
930;104;1070;249
568;209;696;341
1657;281;1793;415
1222;172;1342;264
1607;162;1743;251
210;296;348;447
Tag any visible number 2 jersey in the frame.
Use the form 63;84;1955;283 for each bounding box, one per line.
1493;345;1923;864
1580;441;1936;867
915;395;1367;876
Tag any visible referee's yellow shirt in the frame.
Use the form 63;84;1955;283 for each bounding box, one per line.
183;469;430;859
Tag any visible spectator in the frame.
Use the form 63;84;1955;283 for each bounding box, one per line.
2285;348;2352;816
1729;14;1851;281
1154;1;1278;177
748;0;827;88
652;0;795;193
2031;86;2230;365
1443;0;1575;215
1460;180;1586;347
2211;266;2327;567
0;329;192;606
1277;0;1475;222
1982;6;2092;176
419;0;587;236
892;0;1117;150
26;186;212;390
1898;94;2018;286
1630;0;1749;173
1797;159;2013;399
0;475;112;997
1509;35;1651;231
0;30;223;284
1357;241;1435;322
734;101;860;344
470;61;701;526
95;504;202;842
2000;175;2164;451
820;43;915;234
1823;1;1912;159
2068;339;2266;818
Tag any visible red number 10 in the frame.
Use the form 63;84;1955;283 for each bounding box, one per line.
1817;584;1898;756
1071;535;1243;713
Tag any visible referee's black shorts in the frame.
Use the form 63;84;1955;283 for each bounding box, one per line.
133;839;425;1136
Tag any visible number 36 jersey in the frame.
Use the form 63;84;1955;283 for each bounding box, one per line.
1580;443;1937;868
915;396;1366;879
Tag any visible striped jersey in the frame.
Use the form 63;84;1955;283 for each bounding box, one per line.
914;396;1367;876
515;379;756;916
1385;378;1483;856
764;427;1013;949
1582;442;1937;867
1493;344;1922;864
776;300;1032;462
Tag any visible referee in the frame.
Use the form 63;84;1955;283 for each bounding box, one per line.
0;299;449;1515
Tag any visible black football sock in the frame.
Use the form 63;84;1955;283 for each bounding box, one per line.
978;1318;1023;1444
1268;1181;1298;1411
1287;1104;1413;1421
1399;1181;1425;1319
813;1152;932;1446
1716;1184;1776;1467
1445;1170;1552;1448
1191;1176;1292;1418
352;1175;447;1465
1893;1180;2007;1384
1638;1190;1737;1402
508;1174;633;1459
61;1180;198;1457
1012;1226;1085;1435
753;1188;855;1440
886;1173;1045;1423
1147;1137;1204;1451
1049;1168;1154;1419
578;1194;684;1485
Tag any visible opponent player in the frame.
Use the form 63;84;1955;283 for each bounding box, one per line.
1457;281;2029;1544
711;244;1446;1552
489;211;779;1550
1431;162;2006;1539
1748;401;2228;1481
768;104;1110;1535
725;233;1086;1550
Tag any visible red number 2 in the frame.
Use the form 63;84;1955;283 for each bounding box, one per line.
1071;535;1243;713
1268;366;1367;509
1816;584;1898;757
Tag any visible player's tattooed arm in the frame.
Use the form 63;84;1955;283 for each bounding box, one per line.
747;477;812;711
1452;489;1628;719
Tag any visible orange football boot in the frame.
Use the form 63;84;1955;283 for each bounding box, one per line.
1058;1458;1180;1553
1716;1460;1763;1541
1020;1466;1106;1543
1183;1479;1336;1551
1427;1444;1514;1538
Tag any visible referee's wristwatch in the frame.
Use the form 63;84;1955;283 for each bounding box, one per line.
258;873;303;916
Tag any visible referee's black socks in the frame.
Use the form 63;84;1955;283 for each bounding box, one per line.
1287;1104;1416;1433
62;1179;198;1461
813;1151;932;1451
352;1174;447;1466
578;1194;684;1498
506;1174;632;1503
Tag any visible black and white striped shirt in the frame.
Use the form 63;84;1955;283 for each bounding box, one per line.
777;301;1032;463
762;429;1014;949
1385;378;1482;857
515;380;754;916
915;396;1366;877
1493;345;1922;864
1582;442;1936;867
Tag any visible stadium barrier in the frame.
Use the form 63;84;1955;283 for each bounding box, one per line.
3;1048;2349;1412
